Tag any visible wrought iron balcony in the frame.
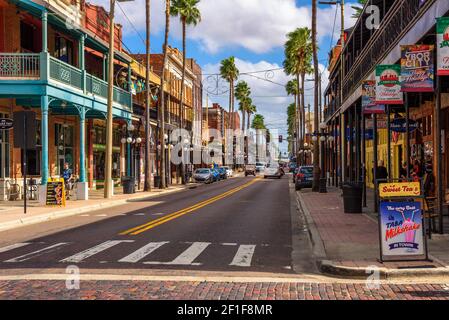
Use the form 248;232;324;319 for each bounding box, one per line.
0;52;131;111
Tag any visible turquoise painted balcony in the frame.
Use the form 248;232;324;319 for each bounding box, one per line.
0;52;132;116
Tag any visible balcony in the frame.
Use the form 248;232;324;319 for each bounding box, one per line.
0;53;131;111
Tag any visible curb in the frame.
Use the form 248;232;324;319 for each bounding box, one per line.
319;260;449;280
0;184;200;233
294;189;449;279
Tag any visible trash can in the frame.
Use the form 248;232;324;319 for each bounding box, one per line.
342;183;363;213
122;176;135;194
154;176;161;188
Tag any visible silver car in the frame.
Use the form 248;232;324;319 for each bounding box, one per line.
263;163;282;179
193;168;213;184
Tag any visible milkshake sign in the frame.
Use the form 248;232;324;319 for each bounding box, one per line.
376;65;403;104
437;17;449;76
380;202;425;258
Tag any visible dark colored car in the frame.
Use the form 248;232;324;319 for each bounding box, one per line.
218;167;228;180
289;162;297;173
295;166;314;190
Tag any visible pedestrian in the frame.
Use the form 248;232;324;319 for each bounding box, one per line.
62;162;74;199
399;162;408;181
376;160;388;181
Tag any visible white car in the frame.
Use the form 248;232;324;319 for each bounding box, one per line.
222;166;233;177
263;164;282;179
255;162;266;172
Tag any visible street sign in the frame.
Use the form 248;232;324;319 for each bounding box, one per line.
0;118;13;130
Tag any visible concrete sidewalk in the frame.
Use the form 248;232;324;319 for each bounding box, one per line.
296;186;449;279
0;183;200;233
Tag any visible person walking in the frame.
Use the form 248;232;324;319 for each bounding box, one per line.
376;160;388;182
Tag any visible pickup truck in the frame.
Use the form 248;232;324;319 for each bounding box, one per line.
244;164;256;176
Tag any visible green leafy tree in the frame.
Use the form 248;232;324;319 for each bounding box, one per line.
235;80;251;132
251;114;266;130
220;57;240;130
352;0;368;19
247;104;257;130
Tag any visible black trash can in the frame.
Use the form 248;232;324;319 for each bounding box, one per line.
342;183;363;213
154;176;161;188
122;176;135;194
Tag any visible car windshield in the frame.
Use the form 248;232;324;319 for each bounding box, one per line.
196;169;210;174
256;163;265;166
267;163;279;168
300;167;313;174
222;167;229;170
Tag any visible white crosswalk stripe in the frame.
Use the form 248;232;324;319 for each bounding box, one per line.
4;243;69;263
119;242;168;263
0;243;31;254
60;240;134;263
144;242;211;266
229;245;256;267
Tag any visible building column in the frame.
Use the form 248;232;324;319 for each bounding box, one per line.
77;107;88;200
41;95;49;185
42;10;48;52
79;35;86;93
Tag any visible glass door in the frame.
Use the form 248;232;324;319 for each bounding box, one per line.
0;113;10;178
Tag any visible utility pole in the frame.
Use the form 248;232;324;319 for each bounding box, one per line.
144;0;151;191
104;0;116;199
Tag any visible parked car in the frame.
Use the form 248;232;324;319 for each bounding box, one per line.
288;162;297;173
218;167;228;180
193;168;213;184
255;162;266;172
210;168;221;182
295;166;314;190
244;164;256;176
222;166;233;177
263;163;282;179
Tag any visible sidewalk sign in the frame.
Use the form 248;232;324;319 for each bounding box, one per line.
377;179;428;262
46;178;66;207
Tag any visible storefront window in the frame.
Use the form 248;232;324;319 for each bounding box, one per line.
0;113;10;178
54;35;74;65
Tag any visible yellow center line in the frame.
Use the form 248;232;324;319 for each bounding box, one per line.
119;178;261;236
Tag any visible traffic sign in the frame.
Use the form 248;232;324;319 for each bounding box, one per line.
0;118;13;130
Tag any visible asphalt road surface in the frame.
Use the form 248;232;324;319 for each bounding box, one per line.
0;175;298;275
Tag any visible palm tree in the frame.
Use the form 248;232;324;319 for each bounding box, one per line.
251;114;266;130
352;0;367;18
286;103;296;154
247;104;256;131
170;0;201;185
312;0;320;191
283;27;313;164
220;57;239;130
235;80;251;132
285;79;299;157
170;0;201;131
159;0;171;189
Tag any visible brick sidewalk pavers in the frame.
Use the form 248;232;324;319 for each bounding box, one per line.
299;188;445;270
1;280;449;300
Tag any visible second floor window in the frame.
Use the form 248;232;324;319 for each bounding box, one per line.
54;35;74;65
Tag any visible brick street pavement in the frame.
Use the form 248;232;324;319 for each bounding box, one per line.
1;280;449;300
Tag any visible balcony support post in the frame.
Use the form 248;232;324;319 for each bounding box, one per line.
40;95;49;185
41;10;48;53
79;35;86;93
76;106;88;200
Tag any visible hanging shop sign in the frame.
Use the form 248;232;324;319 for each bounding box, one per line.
0;118;13;130
437;17;449;76
400;45;434;92
46;178;66;207
364;129;374;140
376;65;403;104
389;118;418;133
379;201;425;259
379;182;421;198
362;80;385;114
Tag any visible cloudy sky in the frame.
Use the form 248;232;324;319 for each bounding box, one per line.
91;0;360;153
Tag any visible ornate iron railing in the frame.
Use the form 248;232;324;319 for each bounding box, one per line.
341;0;434;103
49;56;83;90
0;53;40;78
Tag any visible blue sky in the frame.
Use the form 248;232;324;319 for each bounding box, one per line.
92;0;360;153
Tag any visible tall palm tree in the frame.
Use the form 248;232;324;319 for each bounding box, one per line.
285;79;300;157
220;57;239;130
170;0;201;131
283;27;313;164
312;0;320;191
351;0;367;18
247;104;256;131
170;0;201;185
144;0;152;191
235;80;251;132
159;0;171;189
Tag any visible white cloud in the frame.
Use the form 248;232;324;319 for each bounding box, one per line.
89;0;359;54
